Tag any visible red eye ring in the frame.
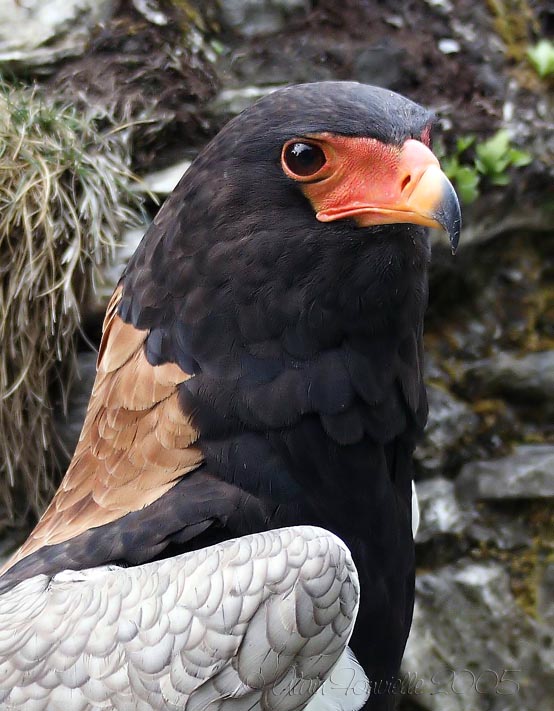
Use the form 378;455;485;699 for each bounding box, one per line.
420;124;433;147
282;140;327;180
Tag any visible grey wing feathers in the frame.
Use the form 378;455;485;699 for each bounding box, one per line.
0;526;362;711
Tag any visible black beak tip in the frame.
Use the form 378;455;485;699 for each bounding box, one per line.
432;178;462;255
449;216;462;254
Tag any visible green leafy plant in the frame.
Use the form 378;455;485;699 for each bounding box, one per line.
474;130;532;185
527;39;554;78
441;136;480;204
437;131;532;204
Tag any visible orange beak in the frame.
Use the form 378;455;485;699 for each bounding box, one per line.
303;137;462;252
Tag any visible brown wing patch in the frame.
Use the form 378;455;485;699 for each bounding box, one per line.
3;287;203;572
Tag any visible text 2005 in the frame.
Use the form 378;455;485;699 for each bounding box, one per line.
430;669;520;696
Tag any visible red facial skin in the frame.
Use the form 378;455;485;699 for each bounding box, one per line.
281;133;452;232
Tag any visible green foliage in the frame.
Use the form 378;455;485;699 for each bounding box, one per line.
527;39;554;78
443;160;481;204
475;130;532;185
437;131;532;204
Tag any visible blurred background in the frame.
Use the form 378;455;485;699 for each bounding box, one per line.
0;1;552;709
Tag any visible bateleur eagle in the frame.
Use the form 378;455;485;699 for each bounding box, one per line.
0;82;461;710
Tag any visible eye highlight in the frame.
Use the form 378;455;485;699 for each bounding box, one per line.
282;141;327;179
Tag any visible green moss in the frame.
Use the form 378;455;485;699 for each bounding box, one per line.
486;0;540;61
470;502;554;618
167;0;221;37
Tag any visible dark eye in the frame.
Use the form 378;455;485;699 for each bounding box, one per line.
283;142;326;177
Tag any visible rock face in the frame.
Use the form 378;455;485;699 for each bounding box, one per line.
218;0;309;37
0;0;114;67
464;351;554;409
414;478;469;544
458;445;554;500
538;563;554;626
0;1;553;710
403;561;554;711
415;384;479;474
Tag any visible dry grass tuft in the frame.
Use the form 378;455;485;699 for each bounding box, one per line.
0;80;141;532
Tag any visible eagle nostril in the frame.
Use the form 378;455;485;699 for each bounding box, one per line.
401;174;412;192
